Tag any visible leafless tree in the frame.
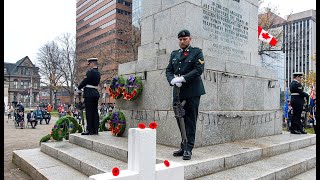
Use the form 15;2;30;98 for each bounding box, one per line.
56;33;77;104
37;41;64;106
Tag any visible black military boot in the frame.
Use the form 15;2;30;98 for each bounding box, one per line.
173;149;184;156
290;130;301;134
182;150;192;160
299;130;307;134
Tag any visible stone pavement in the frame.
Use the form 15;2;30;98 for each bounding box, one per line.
4;115;58;180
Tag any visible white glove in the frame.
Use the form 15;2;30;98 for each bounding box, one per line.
75;88;82;93
175;83;182;87
170;76;186;85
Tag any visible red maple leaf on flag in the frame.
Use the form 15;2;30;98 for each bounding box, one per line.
258;26;277;46
262;33;270;40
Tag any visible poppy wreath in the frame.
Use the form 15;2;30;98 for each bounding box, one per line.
99;113;112;132
122;75;143;101
40;116;83;143
108;75;125;99
108;111;126;137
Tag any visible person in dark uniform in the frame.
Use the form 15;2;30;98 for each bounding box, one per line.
77;58;101;135
289;72;309;134
165;29;206;160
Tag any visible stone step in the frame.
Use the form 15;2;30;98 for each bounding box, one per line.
194;145;316;180
288;167;316;180
12;148;88;180
69;132;316;179
40;140;127;176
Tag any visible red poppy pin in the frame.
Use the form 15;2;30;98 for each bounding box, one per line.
112;167;120;176
138;123;146;129
183;52;189;56
164;160;170;167
149;122;158;129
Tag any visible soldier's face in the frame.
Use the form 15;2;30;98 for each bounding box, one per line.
179;37;191;49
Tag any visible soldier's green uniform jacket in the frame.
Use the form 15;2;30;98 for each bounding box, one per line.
166;45;206;99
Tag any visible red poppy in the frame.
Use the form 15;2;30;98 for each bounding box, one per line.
112;167;120;176
149;122;158;129
183;52;189;56
164;160;170;167
138;123;146;129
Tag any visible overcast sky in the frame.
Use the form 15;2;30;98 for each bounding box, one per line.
4;0;76;64
4;0;316;64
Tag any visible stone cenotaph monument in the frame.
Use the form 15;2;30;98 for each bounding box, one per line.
116;0;282;148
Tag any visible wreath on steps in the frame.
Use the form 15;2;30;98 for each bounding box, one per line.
40;116;83;143
108;76;125;99
107;111;126;137
122;75;143;101
99;113;112;132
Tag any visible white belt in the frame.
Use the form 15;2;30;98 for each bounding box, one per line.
86;85;98;89
291;93;300;95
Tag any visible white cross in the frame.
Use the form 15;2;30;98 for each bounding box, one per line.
89;128;184;180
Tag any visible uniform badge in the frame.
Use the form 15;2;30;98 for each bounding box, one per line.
198;59;205;64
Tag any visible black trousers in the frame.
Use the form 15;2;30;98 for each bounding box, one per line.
85;97;99;134
291;96;304;132
173;96;200;152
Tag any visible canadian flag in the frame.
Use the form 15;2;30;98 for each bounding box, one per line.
258;26;277;46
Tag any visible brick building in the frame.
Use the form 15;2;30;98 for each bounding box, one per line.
76;0;138;84
4;56;41;107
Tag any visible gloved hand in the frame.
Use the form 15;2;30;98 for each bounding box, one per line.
75;88;82;94
170;76;186;85
175;83;182;87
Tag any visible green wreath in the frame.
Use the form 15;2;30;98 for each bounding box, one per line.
108;111;126;137
40;116;83;143
108;75;125;99
122;75;143;101
99;113;112;132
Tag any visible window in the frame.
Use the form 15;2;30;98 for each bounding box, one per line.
125;1;131;7
13;80;18;89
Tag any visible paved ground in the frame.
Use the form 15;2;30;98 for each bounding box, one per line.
4;115;59;180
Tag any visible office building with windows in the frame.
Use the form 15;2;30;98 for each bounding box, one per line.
76;0;133;81
282;10;316;86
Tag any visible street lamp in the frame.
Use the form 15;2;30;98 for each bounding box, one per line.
53;89;57;110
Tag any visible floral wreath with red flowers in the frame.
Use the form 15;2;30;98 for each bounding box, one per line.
108;76;125;99
122;75;143;101
40;116;83;143
108;111;126;137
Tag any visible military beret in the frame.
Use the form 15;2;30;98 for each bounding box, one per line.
293;72;304;77
87;58;98;64
178;29;190;38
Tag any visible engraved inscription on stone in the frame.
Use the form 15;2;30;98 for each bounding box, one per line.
202;0;249;59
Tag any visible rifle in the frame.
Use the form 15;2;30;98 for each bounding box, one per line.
75;87;86;131
173;86;187;151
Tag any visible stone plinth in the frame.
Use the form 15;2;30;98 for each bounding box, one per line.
116;0;281;147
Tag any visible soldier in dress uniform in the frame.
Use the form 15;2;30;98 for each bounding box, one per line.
77;58;101;135
289;72;309;134
165;29;206;160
